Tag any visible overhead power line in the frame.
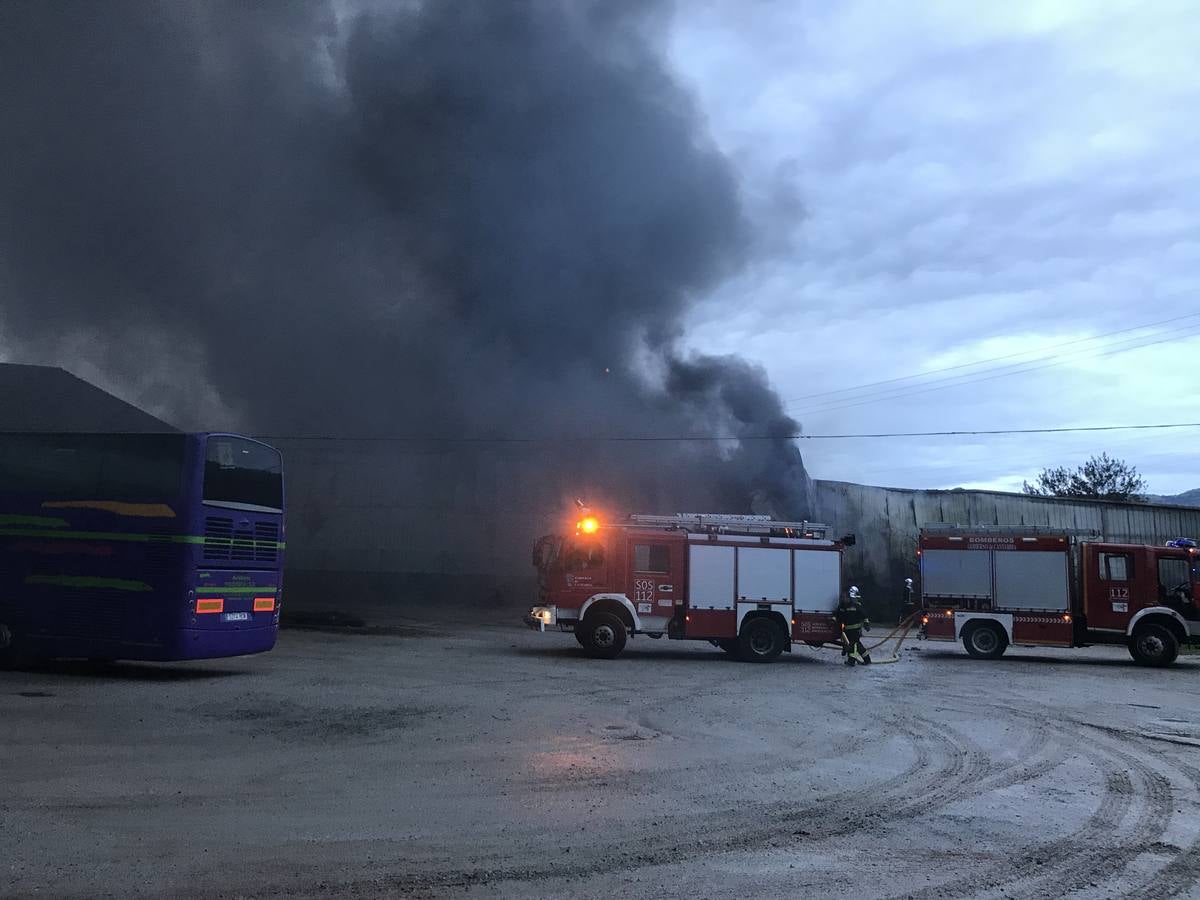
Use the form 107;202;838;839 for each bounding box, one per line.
787;323;1200;417
783;310;1200;405
255;422;1200;444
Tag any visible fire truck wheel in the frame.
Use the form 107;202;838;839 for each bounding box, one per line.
580;612;627;659
737;618;786;663
962;622;1007;660
1128;623;1179;667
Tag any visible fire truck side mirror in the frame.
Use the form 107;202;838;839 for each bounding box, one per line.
840;533;857;547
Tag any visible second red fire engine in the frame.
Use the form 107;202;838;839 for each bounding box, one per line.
917;525;1200;666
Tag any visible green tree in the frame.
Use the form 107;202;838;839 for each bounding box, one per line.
1023;453;1148;502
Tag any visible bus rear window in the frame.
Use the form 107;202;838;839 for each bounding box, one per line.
203;438;282;512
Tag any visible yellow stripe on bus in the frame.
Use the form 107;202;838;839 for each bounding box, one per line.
43;501;177;518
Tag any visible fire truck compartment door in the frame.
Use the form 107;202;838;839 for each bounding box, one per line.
687;545;735;610
737;547;792;602
993;550;1069;611
793;549;840;612
922;549;992;600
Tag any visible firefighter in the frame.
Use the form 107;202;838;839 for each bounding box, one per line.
899;577;918;622
837;586;871;666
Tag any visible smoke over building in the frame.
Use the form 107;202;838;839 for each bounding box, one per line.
0;1;813;591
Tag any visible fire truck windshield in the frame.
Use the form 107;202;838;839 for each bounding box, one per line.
562;539;605;572
533;536;562;571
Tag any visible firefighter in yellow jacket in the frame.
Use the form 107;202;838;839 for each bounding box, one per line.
836;586;871;666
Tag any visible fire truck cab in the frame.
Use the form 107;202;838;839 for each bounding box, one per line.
917;526;1200;666
528;513;852;662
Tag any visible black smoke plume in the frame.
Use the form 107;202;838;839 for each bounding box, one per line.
0;1;814;541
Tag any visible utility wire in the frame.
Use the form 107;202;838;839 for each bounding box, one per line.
789;324;1200;416
782;310;1200;404
254;422;1200;444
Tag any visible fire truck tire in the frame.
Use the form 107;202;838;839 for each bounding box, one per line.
962;621;1007;660
580;612;627;660
1128;623;1179;667
737;618;786;663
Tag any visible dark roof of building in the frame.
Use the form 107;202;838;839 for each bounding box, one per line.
0;363;177;433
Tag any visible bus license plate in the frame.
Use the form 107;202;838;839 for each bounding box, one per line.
222;612;250;622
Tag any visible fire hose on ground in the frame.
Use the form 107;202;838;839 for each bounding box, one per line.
829;612;920;665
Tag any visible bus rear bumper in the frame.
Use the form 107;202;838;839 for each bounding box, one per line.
170;624;279;660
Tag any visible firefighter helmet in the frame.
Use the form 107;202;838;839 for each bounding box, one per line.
848;586;860;599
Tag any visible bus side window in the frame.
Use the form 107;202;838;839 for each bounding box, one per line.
1099;553;1131;581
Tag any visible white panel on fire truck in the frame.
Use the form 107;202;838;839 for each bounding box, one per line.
921;549;992;599
688;545;735;610
793;549;840;612
737;547;792;602
993;550;1069;611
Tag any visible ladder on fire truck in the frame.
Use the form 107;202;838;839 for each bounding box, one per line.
922;523;1101;538
627;513;832;539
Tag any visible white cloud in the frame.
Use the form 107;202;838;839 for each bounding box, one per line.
668;0;1200;495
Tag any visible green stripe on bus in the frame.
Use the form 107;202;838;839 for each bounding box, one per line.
195;586;279;594
0;515;70;528
0;528;284;549
25;575;154;592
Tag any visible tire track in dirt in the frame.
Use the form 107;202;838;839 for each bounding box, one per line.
993;709;1183;900
902;700;1186;900
310;712;1058;897
1088;727;1200;900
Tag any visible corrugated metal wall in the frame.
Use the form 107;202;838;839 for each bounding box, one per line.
813;480;1200;613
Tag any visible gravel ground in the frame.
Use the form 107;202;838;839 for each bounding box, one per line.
3;623;1199;899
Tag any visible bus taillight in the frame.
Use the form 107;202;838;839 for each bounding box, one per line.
253;597;275;613
196;598;224;614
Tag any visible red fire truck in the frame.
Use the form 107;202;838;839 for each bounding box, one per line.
917;526;1200;666
526;513;854;662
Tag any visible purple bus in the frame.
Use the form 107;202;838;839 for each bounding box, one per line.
0;432;284;667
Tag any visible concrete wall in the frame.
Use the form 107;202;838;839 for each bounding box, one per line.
813;480;1200;617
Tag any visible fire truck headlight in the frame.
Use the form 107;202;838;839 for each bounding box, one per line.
578;516;599;534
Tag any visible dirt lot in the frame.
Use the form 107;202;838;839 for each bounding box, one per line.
3;622;1199;899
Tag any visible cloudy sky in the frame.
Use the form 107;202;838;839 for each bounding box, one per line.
2;1;1196;502
669;0;1200;494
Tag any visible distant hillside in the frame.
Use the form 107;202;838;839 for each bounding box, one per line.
1148;488;1200;507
